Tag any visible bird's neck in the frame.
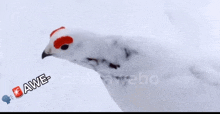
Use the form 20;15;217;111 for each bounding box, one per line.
70;35;141;76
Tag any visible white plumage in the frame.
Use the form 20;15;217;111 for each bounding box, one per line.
42;25;220;111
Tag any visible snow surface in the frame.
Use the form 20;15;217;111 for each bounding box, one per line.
0;0;220;112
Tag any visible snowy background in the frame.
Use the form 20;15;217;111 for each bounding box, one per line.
0;0;220;112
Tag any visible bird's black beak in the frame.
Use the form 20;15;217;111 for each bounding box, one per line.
42;51;52;59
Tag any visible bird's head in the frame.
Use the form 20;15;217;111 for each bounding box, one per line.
42;26;99;67
42;26;84;61
42;26;75;59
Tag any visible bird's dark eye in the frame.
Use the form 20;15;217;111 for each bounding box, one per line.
61;44;69;50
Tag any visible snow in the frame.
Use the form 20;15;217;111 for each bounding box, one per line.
0;0;220;112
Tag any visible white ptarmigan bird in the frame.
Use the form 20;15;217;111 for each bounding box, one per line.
42;26;220;112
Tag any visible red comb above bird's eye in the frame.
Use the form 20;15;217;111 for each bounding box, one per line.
50;26;66;37
54;36;74;49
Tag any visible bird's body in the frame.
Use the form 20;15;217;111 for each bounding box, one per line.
42;27;220;112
